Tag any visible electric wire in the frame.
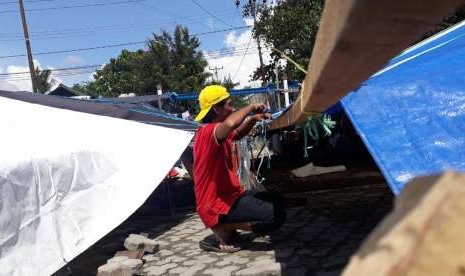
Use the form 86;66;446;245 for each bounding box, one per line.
0;26;251;59
0;46;271;80
0;11;239;42
0;0;57;5
232;34;254;80
191;0;234;28
0;0;146;14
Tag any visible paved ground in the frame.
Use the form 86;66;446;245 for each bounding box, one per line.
56;137;393;275
57;176;393;275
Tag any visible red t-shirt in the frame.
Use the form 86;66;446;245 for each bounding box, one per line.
193;123;245;227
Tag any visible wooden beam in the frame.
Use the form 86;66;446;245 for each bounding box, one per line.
343;172;465;275
270;0;462;129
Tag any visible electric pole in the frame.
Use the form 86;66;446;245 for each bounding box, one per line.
156;84;163;111
250;0;266;87
18;0;38;93
209;66;223;83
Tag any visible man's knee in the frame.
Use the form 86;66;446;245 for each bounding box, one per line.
251;205;286;235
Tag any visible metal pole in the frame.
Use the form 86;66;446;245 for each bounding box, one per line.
18;0;38;93
275;61;281;109
283;73;290;107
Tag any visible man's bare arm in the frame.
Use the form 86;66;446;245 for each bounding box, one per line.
234;112;271;140
215;103;266;143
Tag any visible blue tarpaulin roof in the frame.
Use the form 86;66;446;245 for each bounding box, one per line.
341;21;465;195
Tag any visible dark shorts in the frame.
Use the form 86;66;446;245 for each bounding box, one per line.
218;191;286;235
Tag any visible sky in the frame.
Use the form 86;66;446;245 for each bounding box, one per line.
0;0;272;92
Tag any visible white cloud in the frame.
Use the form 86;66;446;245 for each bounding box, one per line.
0;60;64;92
2;64;33;92
63;55;85;66
204;24;271;89
244;18;254;27
207;17;214;31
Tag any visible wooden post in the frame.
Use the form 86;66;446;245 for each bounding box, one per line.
18;0;38;93
343;172;465;276
269;0;463;130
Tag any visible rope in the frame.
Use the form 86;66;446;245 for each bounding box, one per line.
302;113;336;158
236;119;272;191
268;44;307;74
255;120;272;174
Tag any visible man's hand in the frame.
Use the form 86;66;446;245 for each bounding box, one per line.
252;103;268;114
252;112;272;121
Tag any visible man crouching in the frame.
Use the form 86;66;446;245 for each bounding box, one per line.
193;85;286;253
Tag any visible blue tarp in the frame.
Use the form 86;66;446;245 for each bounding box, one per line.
172;85;301;101
342;21;465;195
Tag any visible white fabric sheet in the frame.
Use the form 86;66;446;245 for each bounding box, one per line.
0;96;194;275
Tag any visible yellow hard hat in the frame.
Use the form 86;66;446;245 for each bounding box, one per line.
195;85;230;121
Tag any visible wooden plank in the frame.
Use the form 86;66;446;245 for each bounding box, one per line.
343;172;465;276
269;0;462;129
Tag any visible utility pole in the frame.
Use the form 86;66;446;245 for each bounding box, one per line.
156;84;163;111
18;0;38;93
275;61;281;109
250;0;266;87
209;66;223;83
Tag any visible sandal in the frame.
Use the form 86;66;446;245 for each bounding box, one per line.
199;237;241;253
227;232;256;244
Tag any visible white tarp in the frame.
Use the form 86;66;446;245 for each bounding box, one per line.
0;96;194;275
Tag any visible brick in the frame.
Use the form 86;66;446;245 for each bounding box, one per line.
97;263;131;276
114;249;144;260
107;256;129;264
124;234;159;253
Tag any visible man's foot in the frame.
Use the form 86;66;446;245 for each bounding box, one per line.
199;236;241;253
226;231;256;244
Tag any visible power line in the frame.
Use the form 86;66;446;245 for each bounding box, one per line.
0;47;270;79
191;0;234;28
0;11;238;41
0;65;100;81
0;42;144;59
0;26;251;59
0;0;57;5
0;0;146;13
0;64;101;77
232;34;253;81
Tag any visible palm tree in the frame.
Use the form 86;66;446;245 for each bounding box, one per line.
34;66;56;93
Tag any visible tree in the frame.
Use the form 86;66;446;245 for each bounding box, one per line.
75;25;210;98
241;0;324;83
419;3;465;41
91;49;146;97
35;66;56;93
145;25;210;92
72;81;100;97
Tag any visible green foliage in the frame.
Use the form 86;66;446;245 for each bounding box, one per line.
221;75;247;108
35;66;55;93
248;0;465;84
72;81;100;97
242;0;324;83
74;25;210;98
419;3;465;41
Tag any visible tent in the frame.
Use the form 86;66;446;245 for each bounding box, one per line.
47;83;82;97
0;90;197;275
342;21;465;194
